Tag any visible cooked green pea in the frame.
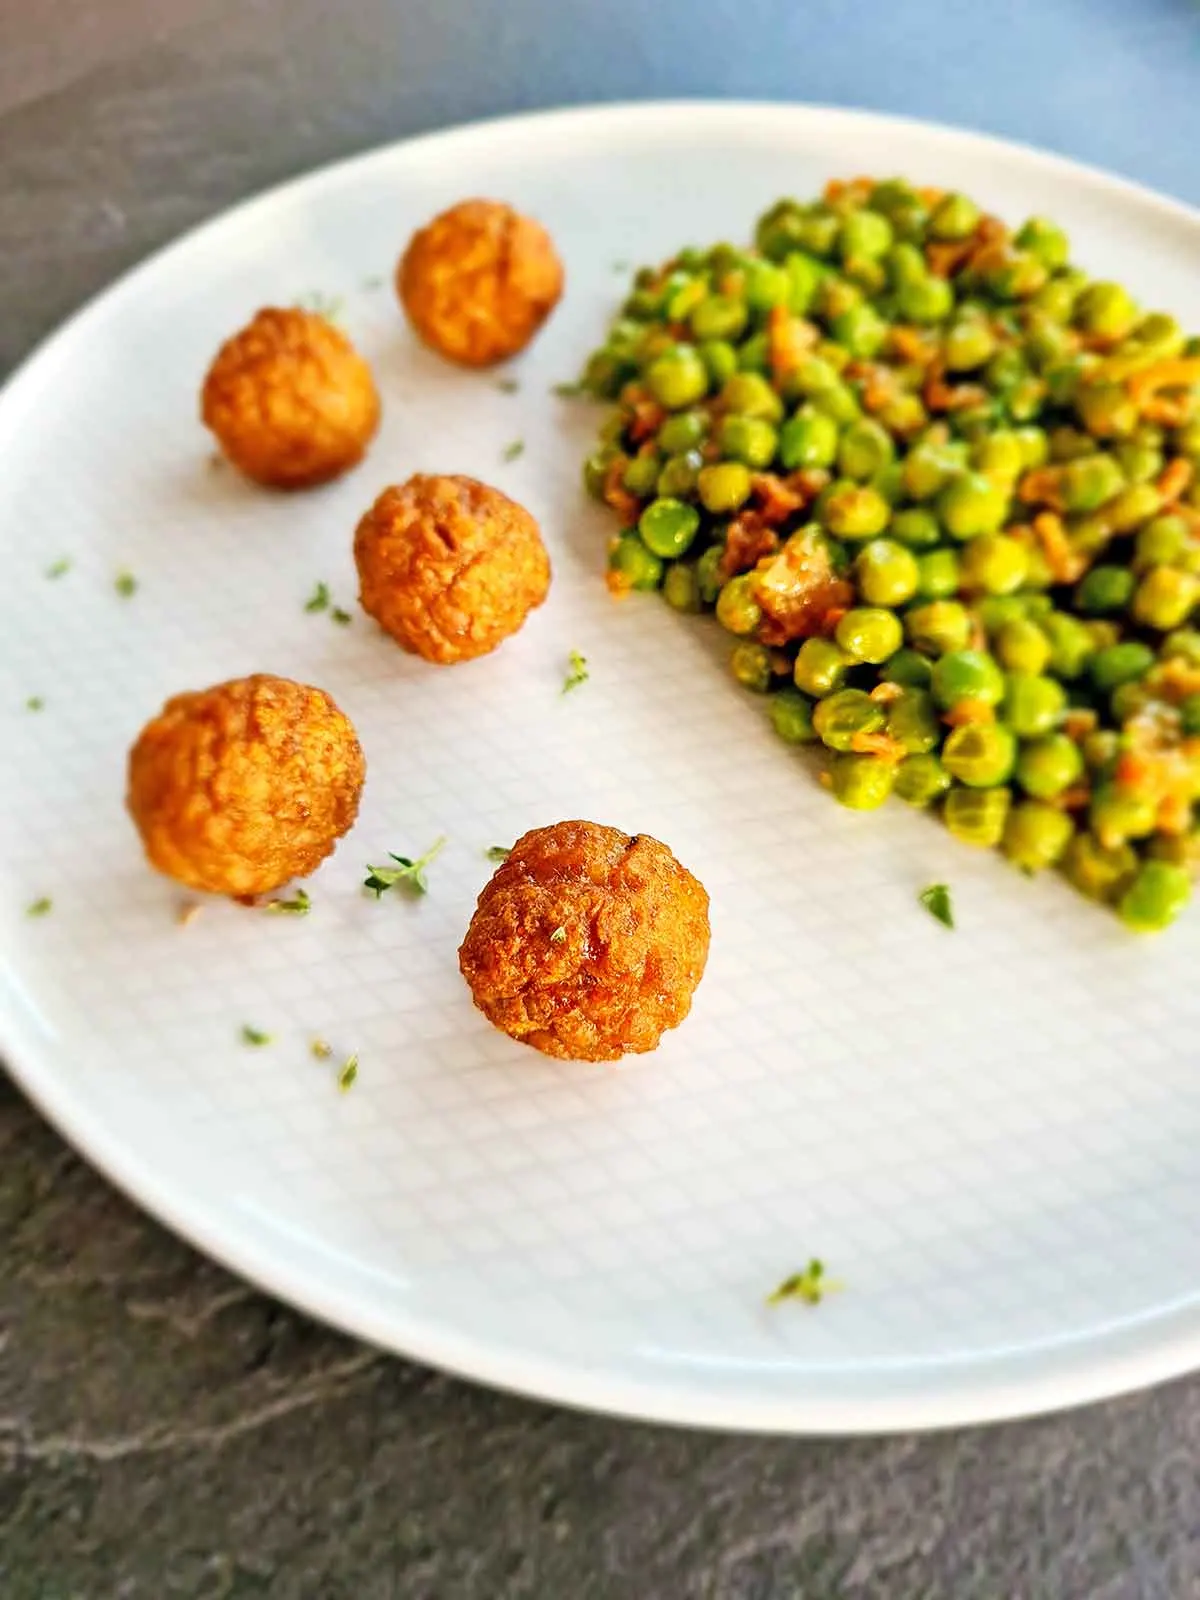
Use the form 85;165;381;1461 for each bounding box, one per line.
779;408;839;470
584;446;619;500
696;544;725;604
839;209;894;262
1073;564;1132;615
1014;425;1050;469
897;274;954;324
1110;680;1150;723
811;381;862;426
1002;799;1074;872
1089;784;1158;847
982;251;1049;302
786;354;841;398
828;752;895;809
1004;673;1066;738
856;539;920;606
1060;454;1125;512
657;449;704;499
1118;860;1191;931
943;785;1011;847
1076;380;1138;439
1163;627;1200;664
1132;566;1200;631
1179;693;1200;736
730;640;773;692
1075;281;1139;341
743;259;791;312
878;391;929;437
938;472;1010;540
639;497;700;559
820;483;889;540
715;573;762;635
914;548;961;600
698;461;752;513
889;508;941;551
838;419;895;481
906;600;972;656
929;192;980;241
943;723;1017;786
754;200;807;261
883;648;934;689
931;649;1005;709
699;338;739;386
1062;833;1139;903
995;619;1052;675
872;462;906;506
622;453;661;498
663;561;701;613
784;251;825;314
960;534;1030;595
813;688;885;751
794;636;850;696
983;347;1028;395
721;371;783;421
944;318;996;371
836;607;904;664
830;303;888;358
718;414;778;468
976;594;1027;635
1041;612;1096;679
1133;514;1188;572
1108;483;1164;534
971;431;1024;483
886;688;939;753
645;344;709;410
1032;275;1081;323
1014;217;1070;272
894;752;951;806
657;411;708;455
1114;439;1163;486
769;689;817;744
1089;641;1155;692
609;534;665;591
887;240;928;287
1015;733;1083;799
1082;728;1120;774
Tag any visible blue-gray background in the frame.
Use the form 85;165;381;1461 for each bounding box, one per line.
2;2;1200;1595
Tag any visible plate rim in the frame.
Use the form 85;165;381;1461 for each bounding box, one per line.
5;98;1200;1434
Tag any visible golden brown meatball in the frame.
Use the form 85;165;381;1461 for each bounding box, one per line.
397;199;564;367
127;674;365;898
458;821;711;1062
201;308;381;488
354;473;551;664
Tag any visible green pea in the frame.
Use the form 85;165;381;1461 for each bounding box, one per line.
1076;381;1138;439
784;251;826;314
982;251;1049;302
657;411;708;455
696;544;725;604
1015;733;1083;799
1089;784;1158;848
983;347;1028;395
878;391;929;437
769;689;817;744
914;548;961;600
1014;426;1050;469
838;209;894;262
715;573;762;636
1164;627;1200;665
1001;799;1073;873
665;275;709;323
1180;694;1200;736
639;497;700;559
699;339;739;387
943;723;1017;787
811;381;863;427
1023;316;1074;371
886;687;940;754
1040;613;1096;679
721;371;784;422
887;240;928;287
743;259;791;312
829;303;888;359
817;276;863;321
1004;673;1067;738
897;274;954;324
584;446;619;500
838;419;895;481
906;600;972;656
929;192;980;240
813;688;885;751
890;508;942;550
822;483;890;540
1175;420;1200;460
1114;439;1163;486
937;472;1010;540
657;449;704;499
960;534;1030;595
779;408;839;470
1128;311;1185;360
1089;641;1155;692
828;752;895;809
872;462;906;506
931;649;1006;709
622;453;661;498
730;641;774;693
1072;564;1131;616
894;752;951;806
1075;281;1139;341
1045;358;1086;407
836;607;904;664
855;539;920;606
883;648;934;689
1110;680;1149;723
943;785;1012;847
608;534;665;592
1032;276;1081;323
1108;483;1164;535
1082;729;1120;773
1062;833;1139;903
971;432;1025;483
697;461;752;513
645;344;709;410
944;318;996;371
1132;567;1200;631
754;200;807;261
1118;860;1191;932
1133;515;1188;573
663;561;701;613
994;619;1051;675
718;414;778;469
794;636;850;696
786;354;841;398
736;332;770;372
1060;454;1125;512
1014;217;1070;272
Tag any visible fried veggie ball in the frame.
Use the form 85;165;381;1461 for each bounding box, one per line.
458;821;711;1061
397;199;565;366
354;473;551;664
127;674;365;897
201;307;381;488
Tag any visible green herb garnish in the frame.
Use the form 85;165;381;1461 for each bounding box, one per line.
919;883;954;929
26;897;52;918
114;571;137;598
265;888;311;916
485;845;511;863
502;439;525;462
364;836;446;898
311;1038;333;1060
767;1259;838;1307
240;1025;272;1047
305;582;331;614
562;649;589;694
549;925;567;945
330;606;352;626
45;558;71;579
338;1053;359;1092
26;696;44;712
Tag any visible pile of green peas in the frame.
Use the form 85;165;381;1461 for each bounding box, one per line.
582;178;1200;931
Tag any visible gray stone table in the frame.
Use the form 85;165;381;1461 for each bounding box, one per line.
4;2;1200;1593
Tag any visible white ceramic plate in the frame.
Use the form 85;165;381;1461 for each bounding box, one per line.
4;103;1200;1434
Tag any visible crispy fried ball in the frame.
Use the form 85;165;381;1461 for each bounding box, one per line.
397;199;564;367
458;821;711;1062
201;308;381;488
127;674;365;898
354;473;551;664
